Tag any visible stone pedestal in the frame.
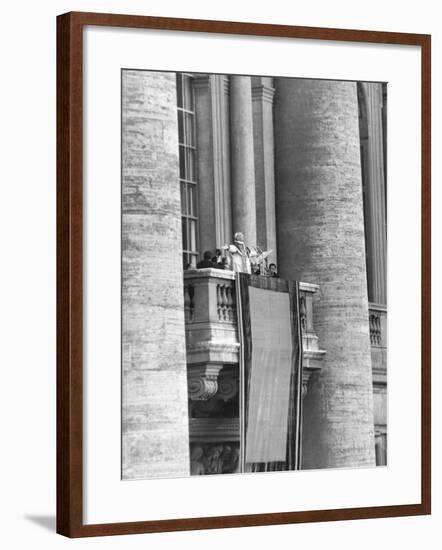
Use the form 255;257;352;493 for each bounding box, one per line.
274;78;376;469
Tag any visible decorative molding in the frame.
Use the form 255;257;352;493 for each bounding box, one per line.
221;74;230;96
192;74;211;90
186;342;240;352
187;363;224;401
252;83;275;104
186;342;240;367
189;417;239;442
184;267;236;280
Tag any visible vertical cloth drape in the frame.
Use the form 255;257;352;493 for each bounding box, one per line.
237;274;303;472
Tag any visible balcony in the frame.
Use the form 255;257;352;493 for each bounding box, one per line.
183;268;326;401
184;268;326;473
183;270;388;473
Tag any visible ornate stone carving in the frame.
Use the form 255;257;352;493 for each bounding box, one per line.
184;271;326;400
190;442;240;475
187;364;224;401
216;282;236;321
188;363;239;405
188;377;218;401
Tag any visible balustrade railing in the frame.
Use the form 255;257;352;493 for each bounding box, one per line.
369;302;387;384
183;271;386;468
185;273;387;354
183;269;325;381
216;282;236;322
368;303;387;347
184;268;236;327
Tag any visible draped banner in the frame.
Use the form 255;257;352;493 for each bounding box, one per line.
236;274;303;472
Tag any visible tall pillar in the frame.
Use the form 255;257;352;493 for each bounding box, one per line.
360;82;387;305
194;75;232;252
122;70;190;479
252;77;277;263
230;76;257;246
274;78;376;469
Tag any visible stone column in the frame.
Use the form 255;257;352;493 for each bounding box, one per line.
122;70;190;479
360;82;387;305
252;77;277;263
194;75;232;251
274;78;376;469
230;75;257;247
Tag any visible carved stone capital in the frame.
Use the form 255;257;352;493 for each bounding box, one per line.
187;363;224;401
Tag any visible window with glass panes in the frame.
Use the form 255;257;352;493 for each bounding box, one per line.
177;74;198;269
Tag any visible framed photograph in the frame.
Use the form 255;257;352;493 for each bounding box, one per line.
57;11;431;537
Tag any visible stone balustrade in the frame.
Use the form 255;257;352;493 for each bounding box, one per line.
184;268;325;401
184;268;239;369
368;303;387;447
369;303;387;348
369;302;387;383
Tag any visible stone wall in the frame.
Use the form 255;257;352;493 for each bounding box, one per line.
122;70;190;480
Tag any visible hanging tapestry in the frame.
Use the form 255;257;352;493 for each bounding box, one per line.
236;274;303;472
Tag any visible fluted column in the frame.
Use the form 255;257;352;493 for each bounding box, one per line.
274;78;376;469
230;76;257;246
194;75;232;251
252;77;277;262
360;82;387;305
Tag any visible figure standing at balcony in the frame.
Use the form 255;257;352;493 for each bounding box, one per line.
223;232;253;273
268;263;278;278
197;250;216;269
212;249;227;270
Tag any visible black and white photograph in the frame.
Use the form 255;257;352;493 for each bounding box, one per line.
0;0;436;545
121;70;387;481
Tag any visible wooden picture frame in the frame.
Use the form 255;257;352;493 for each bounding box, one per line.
57;11;431;537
